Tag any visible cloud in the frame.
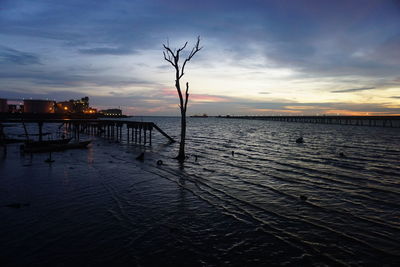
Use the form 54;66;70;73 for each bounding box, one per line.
283;105;330;110
161;88;233;103
0;68;154;88
190;94;230;103
2;1;399;79
331;87;375;93
1;87;400;116
78;47;136;55
390;96;400;99
371;35;400;65
1;0;400;115
0;46;41;65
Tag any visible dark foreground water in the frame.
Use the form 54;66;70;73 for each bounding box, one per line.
1;117;399;266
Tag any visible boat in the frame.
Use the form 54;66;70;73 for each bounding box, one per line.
24;138;72;147
22;140;91;153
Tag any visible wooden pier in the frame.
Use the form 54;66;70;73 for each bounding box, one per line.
224;115;400;128
0;118;175;145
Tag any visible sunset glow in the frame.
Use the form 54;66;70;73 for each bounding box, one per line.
1;0;399;115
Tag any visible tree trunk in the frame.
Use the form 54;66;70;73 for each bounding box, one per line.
177;108;186;161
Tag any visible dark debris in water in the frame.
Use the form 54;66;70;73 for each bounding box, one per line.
136;152;144;161
299;195;308;201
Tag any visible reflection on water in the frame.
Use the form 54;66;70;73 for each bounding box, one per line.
0;117;399;266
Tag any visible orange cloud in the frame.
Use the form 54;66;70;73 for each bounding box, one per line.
284;105;331;110
161;88;230;103
161;88;177;97
190;94;230;103
250;108;302;114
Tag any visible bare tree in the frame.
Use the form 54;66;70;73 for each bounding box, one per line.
163;36;202;161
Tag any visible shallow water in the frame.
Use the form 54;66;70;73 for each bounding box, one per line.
1;117;399;266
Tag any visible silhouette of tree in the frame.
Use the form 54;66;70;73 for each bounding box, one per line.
163;36;202;161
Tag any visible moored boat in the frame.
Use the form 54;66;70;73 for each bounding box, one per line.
22;140;91;153
25;138;72;147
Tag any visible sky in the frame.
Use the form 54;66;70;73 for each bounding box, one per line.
1;0;400;116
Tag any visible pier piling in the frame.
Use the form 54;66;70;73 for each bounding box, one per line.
0;118;175;146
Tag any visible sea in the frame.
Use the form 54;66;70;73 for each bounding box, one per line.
1;117;399;266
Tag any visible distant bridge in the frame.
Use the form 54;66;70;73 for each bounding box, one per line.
224;116;400;128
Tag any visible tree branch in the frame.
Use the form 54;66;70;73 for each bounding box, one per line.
163;51;174;67
163;38;201;110
179;36;202;78
177;41;188;53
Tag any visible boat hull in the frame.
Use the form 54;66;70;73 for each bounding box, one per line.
22;140;91;153
25;138;72;147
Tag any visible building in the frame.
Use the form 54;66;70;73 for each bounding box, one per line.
99;108;122;116
55;96;93;114
23;100;55;113
1;96;95;115
55;101;75;113
0;98;7;113
84;108;97;114
75;96;89;113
